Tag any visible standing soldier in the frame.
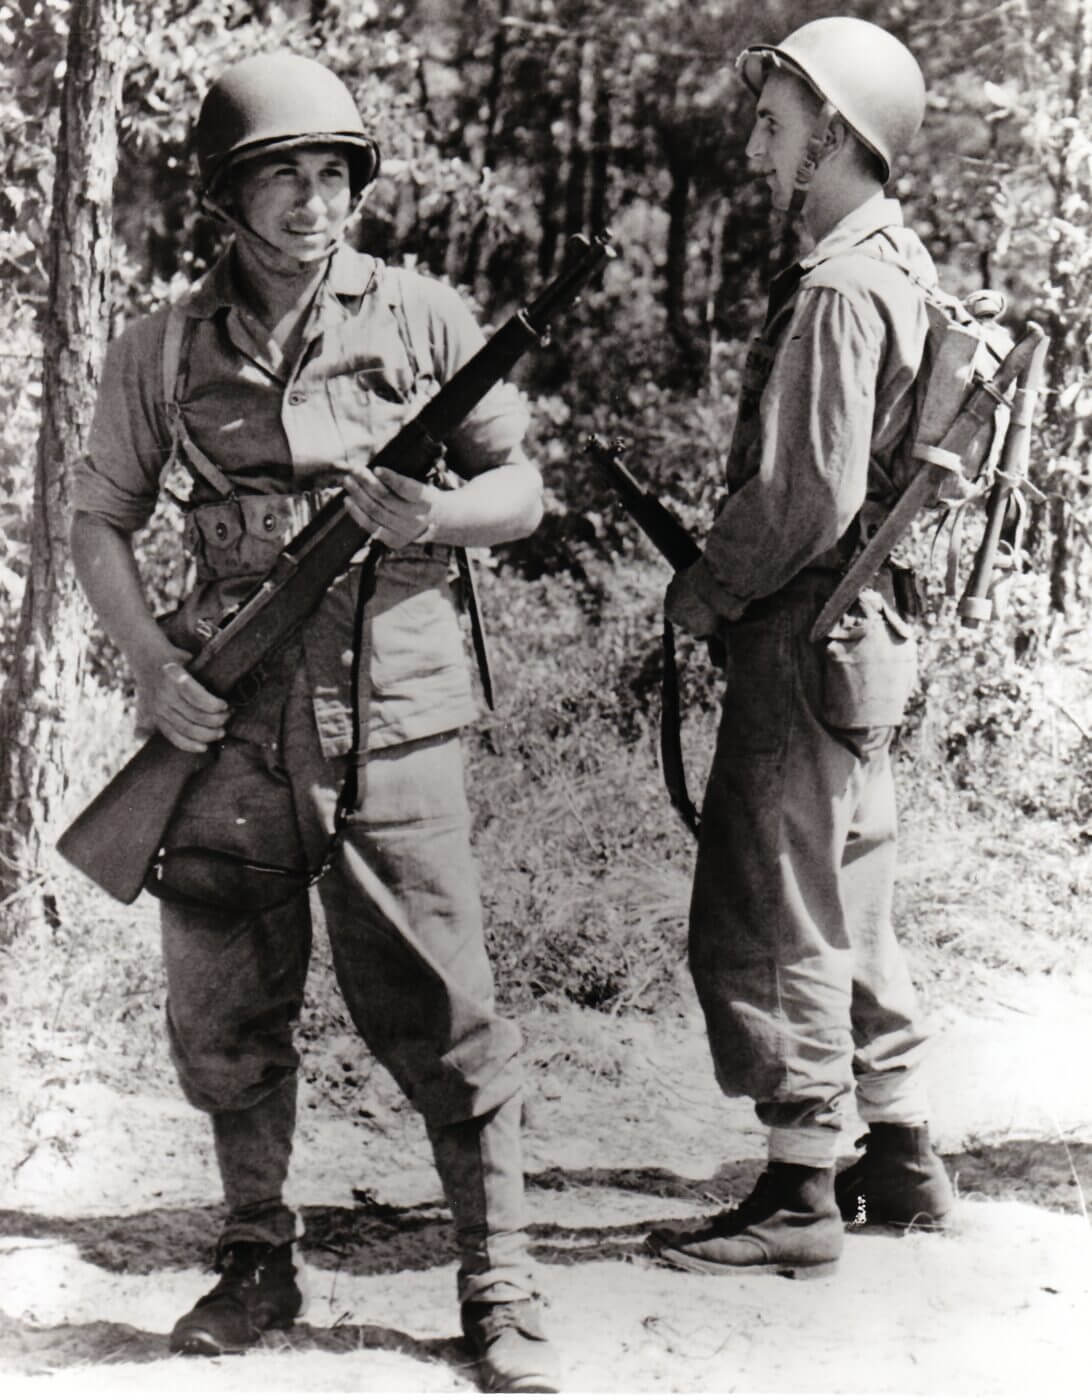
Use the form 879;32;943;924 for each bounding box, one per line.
70;51;560;1392
646;17;953;1278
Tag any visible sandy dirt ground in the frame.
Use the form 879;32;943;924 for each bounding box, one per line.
1;974;1090;1397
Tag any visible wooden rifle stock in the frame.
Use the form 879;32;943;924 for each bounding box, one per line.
58;233;617;903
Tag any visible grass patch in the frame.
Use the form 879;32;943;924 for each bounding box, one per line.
3;563;1090;1149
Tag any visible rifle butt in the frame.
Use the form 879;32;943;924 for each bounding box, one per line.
56;734;211;904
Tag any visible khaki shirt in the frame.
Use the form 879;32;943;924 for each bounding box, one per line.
695;194;936;620
75;245;532;754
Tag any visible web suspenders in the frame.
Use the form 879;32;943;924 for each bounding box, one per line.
160;274;496;708
161;303;237;501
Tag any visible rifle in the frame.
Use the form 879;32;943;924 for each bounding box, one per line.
585;433;702;572
585;434;706;836
58;233;616;903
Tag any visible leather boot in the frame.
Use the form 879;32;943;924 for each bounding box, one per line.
169;1241;302;1355
835;1123;953;1228
462;1298;561;1394
646;1162;843;1278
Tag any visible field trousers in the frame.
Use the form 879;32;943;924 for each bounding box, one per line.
689;573;932;1168
156;650;534;1304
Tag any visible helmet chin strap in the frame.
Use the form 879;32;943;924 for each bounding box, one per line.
776;98;837;270
200;191;363;277
786;99;837;223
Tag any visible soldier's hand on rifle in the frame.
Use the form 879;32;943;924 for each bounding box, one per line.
342;464;441;550
665;562;722;639
135;651;231;754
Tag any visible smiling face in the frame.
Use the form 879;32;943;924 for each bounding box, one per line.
744;69;822;211
231;146;353;262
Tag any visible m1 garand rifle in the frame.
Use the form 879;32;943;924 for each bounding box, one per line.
58;233;617;904
585;434;708;835
585;434;703;573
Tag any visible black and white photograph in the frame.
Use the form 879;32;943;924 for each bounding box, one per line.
1;1;1089;1394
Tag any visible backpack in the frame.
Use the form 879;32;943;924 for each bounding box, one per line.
658;257;1049;837
809;255;1049;642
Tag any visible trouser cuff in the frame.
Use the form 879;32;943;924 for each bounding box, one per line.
767;1127;840;1168
855;1072;931;1126
458;1258;537;1306
217;1199;299;1259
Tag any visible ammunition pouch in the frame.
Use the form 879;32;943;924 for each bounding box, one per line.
184;488;342;581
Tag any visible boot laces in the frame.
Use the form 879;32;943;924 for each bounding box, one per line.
466;1299;543;1346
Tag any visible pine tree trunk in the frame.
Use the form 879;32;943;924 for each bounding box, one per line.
0;0;126;932
588;73;611;236
562;38;596;240
661;128;700;377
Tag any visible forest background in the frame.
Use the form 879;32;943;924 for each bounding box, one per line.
1;0;1092;1241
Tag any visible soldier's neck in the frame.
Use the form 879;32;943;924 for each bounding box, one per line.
232;237;331;344
802;173;885;245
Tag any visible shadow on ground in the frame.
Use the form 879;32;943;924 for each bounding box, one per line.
1;1139;1087;1376
0;1308;466;1378
1;1140;1087;1279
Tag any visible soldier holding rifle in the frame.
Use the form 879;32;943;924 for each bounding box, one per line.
646;17;954;1279
69;51;559;1391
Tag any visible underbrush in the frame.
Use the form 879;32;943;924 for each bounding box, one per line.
3;546;1091;1129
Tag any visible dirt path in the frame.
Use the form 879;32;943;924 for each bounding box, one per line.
2;981;1090;1395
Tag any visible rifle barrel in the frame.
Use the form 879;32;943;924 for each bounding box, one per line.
58;234;617;903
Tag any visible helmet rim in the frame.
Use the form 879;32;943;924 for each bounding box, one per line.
203;133;381;200
736;18;925;182
194;51;381;199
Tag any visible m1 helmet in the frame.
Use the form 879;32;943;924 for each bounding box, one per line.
194;52;381;199
736;17;925;181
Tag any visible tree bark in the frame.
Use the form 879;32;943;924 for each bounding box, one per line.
661;126;701;377
588;68;611;237
0;0;126;931
563;38;598;241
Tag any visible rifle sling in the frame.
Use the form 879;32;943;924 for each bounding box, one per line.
660;620;700;838
454;547;495;710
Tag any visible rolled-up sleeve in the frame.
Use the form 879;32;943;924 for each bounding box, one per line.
701;286;883;610
422;281;531;476
73;312;170;532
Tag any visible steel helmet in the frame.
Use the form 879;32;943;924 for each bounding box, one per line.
194;52;381;199
736;17;925;181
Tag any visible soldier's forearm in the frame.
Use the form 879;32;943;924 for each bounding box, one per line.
69;512;183;682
